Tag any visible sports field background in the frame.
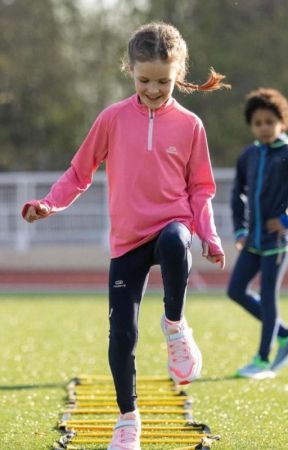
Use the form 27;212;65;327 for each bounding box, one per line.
0;294;287;450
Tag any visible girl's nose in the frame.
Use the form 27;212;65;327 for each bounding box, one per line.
148;84;159;94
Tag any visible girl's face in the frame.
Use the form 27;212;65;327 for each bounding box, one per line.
250;108;284;144
132;59;178;110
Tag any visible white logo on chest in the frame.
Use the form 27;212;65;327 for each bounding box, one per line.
166;146;177;154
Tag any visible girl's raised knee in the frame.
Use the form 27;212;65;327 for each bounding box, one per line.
159;222;190;253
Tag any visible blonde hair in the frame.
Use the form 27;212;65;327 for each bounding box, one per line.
122;22;231;93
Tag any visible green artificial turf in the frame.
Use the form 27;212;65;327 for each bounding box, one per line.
0;293;287;449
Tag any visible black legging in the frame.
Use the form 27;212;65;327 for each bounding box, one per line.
108;221;192;413
227;248;288;361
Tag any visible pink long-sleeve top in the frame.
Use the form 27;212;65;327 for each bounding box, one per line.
22;94;224;258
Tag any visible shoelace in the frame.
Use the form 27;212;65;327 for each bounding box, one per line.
169;336;192;363
117;426;138;443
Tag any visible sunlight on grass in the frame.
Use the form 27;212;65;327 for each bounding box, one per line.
0;294;287;449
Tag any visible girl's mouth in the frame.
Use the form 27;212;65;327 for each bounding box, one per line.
146;95;162;102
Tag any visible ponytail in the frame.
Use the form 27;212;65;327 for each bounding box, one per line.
176;68;231;93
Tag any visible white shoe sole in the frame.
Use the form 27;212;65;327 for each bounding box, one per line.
239;370;276;380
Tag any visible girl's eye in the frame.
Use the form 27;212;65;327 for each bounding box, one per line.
159;80;169;84
139;79;149;83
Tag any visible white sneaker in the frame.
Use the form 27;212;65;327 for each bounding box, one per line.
108;410;141;450
161;315;202;385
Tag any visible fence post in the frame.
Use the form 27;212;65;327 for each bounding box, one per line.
14;175;34;252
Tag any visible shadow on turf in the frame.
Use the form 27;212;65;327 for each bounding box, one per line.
0;382;66;390
193;375;238;383
0;375;239;391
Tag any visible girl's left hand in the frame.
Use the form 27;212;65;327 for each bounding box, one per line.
202;241;225;269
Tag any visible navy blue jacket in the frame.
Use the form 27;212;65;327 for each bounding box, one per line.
231;135;288;254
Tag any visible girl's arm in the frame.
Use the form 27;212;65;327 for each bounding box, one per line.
22;111;109;220
186;120;224;259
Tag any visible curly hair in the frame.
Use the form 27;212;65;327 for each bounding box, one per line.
122;22;231;93
244;88;288;130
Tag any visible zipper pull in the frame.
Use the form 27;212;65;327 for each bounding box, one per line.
147;109;154;151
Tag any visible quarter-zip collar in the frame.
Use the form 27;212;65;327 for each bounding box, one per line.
131;93;175;116
254;132;288;149
130;94;175;151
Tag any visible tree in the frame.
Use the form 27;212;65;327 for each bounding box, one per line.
142;0;288;165
0;0;145;170
0;0;85;170
1;0;288;169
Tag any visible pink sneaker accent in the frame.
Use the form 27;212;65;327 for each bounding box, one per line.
161;315;202;385
108;410;141;450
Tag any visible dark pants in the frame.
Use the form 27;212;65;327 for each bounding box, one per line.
108;221;192;413
227;248;288;361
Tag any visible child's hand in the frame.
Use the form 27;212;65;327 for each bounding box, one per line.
266;218;286;234
202;241;225;269
235;236;246;251
23;202;49;223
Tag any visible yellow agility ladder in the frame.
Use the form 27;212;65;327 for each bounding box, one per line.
53;375;220;450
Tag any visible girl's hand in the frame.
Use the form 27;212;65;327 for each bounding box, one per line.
266;218;286;234
235;236;246;251
202;241;225;269
23;203;49;223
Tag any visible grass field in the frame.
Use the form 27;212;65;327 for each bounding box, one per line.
0;293;288;450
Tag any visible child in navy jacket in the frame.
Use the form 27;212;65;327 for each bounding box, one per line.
228;88;288;378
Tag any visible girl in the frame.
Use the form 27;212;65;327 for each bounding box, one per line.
228;88;288;380
23;22;228;450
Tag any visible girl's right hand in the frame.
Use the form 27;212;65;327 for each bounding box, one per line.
23;202;49;223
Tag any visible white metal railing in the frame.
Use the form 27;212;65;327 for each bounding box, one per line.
0;168;235;251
